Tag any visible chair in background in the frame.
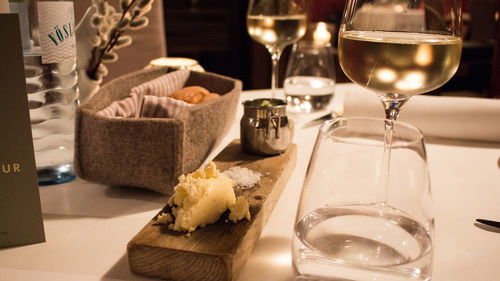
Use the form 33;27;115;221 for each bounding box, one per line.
489;4;500;98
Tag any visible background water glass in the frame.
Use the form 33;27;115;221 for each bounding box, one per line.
284;22;336;113
292;117;434;281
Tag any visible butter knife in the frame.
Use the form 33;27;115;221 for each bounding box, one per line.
303;111;337;128
476;218;500;229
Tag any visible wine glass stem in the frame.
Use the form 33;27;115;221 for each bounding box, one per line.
377;119;394;206
377;97;407;205
270;49;282;99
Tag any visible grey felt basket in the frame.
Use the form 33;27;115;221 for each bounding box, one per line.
74;67;242;194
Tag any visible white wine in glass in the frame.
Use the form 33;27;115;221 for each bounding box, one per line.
339;31;462;96
338;0;462;204
246;0;307;99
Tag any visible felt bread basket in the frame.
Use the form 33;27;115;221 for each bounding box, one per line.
74;67;242;194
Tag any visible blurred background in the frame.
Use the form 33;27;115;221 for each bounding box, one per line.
75;0;500;98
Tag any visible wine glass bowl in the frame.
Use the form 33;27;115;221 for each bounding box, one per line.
338;0;462;120
246;14;307;53
246;0;307;99
339;31;462;96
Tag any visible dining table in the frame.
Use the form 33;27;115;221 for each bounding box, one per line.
1;83;500;281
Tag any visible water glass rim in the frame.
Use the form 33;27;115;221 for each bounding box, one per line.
320;117;425;142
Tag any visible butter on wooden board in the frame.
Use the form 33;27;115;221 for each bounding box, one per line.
127;140;297;281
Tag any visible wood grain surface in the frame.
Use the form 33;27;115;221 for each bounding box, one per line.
127;140;297;281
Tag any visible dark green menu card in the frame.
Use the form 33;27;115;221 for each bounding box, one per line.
0;14;45;248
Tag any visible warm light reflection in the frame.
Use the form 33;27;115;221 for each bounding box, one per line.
415;45;432;66
271;252;291;266
311;79;324;88
264;17;273;27
313;22;331;44
395;72;424;90
262;30;277;43
376;68;397;83
393;4;404;13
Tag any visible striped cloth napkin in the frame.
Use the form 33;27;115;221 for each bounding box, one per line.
137;95;191;118
97;69;192;118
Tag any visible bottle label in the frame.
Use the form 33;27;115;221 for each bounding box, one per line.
38;1;76;64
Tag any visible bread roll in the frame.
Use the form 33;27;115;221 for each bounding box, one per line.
200;93;220;103
170;86;209;104
170;86;220;104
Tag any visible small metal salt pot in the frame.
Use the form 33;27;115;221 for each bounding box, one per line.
240;98;292;155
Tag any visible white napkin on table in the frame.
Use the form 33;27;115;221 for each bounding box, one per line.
342;87;500;142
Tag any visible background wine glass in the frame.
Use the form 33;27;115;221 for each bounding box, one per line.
337;0;462;203
246;0;307;99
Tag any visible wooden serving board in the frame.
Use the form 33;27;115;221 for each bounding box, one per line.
127;140;297;281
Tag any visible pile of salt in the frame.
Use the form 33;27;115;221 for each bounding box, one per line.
224;166;261;189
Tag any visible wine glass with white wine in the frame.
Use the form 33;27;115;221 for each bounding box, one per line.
247;0;307;99
338;0;462;203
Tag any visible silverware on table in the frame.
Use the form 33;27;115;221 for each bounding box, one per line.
476;218;500;229
302;111;338;128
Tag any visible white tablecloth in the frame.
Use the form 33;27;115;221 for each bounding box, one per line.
1;84;500;281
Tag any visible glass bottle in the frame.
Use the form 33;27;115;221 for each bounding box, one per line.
284;22;336;113
9;0;78;185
